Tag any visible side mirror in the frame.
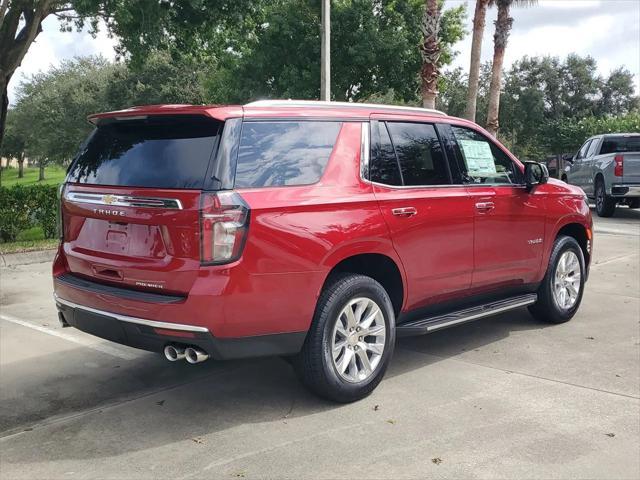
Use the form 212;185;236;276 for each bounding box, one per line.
524;161;549;192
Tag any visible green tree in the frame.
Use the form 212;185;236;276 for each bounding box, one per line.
0;0;257;147
0;111;27;184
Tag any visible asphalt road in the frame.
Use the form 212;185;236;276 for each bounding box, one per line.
1;207;638;479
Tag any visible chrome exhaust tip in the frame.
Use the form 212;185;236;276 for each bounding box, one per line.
185;347;209;364
164;344;186;362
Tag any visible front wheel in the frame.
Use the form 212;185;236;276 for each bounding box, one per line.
529;235;586;324
295;273;396;403
595;179;616;217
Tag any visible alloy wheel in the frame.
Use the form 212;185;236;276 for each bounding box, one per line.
552;250;582;310
331;297;386;383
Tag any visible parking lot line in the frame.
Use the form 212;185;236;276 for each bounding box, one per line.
0;313;138;361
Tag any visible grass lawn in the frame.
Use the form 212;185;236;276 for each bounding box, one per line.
0;238;59;254
0;227;59;254
1;166;66;187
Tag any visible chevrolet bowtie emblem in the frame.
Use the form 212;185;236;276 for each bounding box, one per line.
103;194;116;205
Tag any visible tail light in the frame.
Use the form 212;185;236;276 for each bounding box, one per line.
200;191;250;265
614;155;624;177
57;183;67;241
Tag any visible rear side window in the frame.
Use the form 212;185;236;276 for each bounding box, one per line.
68;116;221;189
386;122;449;186
370;122;402;186
235;121;342;188
600;136;640;155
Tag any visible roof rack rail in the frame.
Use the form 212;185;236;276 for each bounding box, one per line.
245;99;446;116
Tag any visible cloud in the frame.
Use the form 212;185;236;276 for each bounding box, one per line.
8;16;117;105
449;0;640;93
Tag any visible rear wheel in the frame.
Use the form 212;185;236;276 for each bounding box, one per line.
295;273;396;403
595;178;616;217
529;235;585;324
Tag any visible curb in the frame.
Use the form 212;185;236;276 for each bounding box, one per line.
0;249;57;268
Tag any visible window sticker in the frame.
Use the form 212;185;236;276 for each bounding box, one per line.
458;139;497;176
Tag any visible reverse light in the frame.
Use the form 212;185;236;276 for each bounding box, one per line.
200;191;250;264
614;155;624;177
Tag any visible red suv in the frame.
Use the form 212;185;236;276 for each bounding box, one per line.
53;100;593;402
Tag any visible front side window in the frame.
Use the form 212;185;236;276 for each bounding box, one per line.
235;121;342;188
450;126;521;185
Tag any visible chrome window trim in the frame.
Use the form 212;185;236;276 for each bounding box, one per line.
360;121;370;181
54;294;210;333
65;191;183;209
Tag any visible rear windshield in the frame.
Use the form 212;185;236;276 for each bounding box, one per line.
67;116;221;189
600;136;640;155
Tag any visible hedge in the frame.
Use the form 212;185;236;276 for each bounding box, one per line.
0;184;58;242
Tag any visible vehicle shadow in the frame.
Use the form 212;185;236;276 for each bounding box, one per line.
0;307;550;464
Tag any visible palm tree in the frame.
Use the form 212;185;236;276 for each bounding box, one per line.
464;0;492;121
420;0;440;109
485;0;536;136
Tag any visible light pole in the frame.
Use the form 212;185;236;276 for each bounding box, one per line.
320;0;330;101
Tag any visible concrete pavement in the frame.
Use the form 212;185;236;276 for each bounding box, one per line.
0;208;638;479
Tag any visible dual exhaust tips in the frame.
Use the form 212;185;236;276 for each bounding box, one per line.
164;344;209;364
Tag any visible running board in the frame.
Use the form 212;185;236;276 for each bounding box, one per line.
396;293;537;337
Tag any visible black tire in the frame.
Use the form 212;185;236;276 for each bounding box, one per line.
294;273;396;403
529;235;586;324
628;198;640;209
595;178;616;217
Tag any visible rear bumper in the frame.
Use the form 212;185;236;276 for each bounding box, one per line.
54;294;306;360
611;184;640;197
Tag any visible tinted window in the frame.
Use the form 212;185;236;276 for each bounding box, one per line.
586;138;600;157
451;126;521;184
576;140;592;160
370;122;402;186
600;136;640;155
235;121;341;188
386;122;449;186
68;116;221;189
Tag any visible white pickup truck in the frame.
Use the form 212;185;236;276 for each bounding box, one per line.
563;133;640;217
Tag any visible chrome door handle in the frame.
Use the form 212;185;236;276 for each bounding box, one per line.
475;201;495;211
392;207;418;217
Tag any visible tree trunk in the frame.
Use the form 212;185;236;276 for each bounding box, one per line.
38;159;45;181
0;1;52;144
420;0;440;109
486;0;513;137
464;0;489;121
0;74;8;150
18;152;25;178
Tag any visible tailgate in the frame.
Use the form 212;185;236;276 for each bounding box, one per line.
60;114;222;296
622;152;640;184
62;185;202;295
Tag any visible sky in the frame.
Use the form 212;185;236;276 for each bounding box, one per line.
7;0;640;105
